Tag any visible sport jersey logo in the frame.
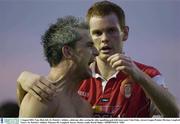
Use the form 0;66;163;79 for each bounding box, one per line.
92;106;121;117
124;83;132;98
78;91;89;97
100;98;109;102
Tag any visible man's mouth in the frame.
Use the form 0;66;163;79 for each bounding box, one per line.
100;46;111;53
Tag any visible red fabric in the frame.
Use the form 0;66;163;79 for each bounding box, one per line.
78;61;160;117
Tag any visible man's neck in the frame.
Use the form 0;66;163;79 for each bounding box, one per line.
47;62;80;96
96;57;116;80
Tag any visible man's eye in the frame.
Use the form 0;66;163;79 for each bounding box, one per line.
108;28;117;34
93;31;102;36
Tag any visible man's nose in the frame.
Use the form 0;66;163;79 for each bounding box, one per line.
101;32;109;43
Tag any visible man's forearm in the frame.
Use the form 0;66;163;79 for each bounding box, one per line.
138;71;179;117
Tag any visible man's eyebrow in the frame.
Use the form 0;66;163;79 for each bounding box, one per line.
91;29;100;33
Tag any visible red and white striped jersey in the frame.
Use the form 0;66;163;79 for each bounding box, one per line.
78;61;163;117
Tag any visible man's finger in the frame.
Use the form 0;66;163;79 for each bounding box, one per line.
29;88;50;103
111;60;130;69
39;76;57;91
107;54;131;63
107;53;119;61
30;83;50;101
29;89;42;101
35;80;56;96
108;55;121;66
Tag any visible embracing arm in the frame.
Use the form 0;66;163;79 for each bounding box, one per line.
16;71;40;106
16;71;56;106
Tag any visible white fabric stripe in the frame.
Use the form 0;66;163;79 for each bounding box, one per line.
152;75;166;88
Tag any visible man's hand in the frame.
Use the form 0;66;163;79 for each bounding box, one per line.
17;71;39;105
28;76;57;102
107;53;179;117
107;53;142;82
16;71;56;105
17;71;40;92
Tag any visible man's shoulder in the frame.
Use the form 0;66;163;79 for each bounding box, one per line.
19;93;56;117
134;61;161;77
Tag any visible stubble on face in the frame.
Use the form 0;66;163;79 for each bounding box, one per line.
73;29;93;80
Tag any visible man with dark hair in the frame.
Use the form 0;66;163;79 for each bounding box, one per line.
17;1;179;117
18;16;97;117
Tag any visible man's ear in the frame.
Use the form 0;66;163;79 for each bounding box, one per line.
122;26;129;41
62;45;73;59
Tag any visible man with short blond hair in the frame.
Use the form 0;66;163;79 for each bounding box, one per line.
18;16;97;117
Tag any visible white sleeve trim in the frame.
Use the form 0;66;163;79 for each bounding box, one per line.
150;75;167;117
152;75;167;88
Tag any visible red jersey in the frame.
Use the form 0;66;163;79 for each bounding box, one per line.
78;61;161;117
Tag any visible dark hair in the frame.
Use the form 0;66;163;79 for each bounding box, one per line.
41;16;88;67
86;0;126;29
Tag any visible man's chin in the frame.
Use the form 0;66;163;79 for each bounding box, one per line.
98;54;111;61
